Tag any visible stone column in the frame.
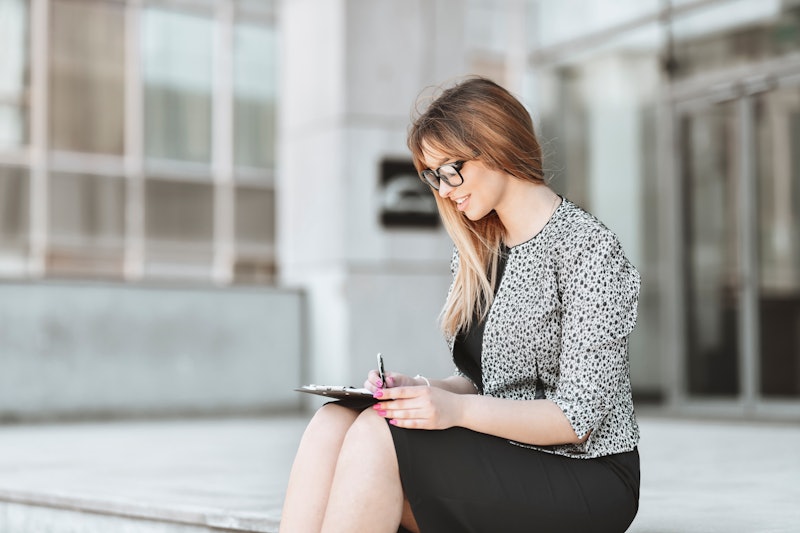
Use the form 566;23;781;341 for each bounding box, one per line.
278;0;468;387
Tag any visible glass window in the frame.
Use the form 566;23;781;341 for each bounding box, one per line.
144;179;214;258
234;22;277;170
0;166;29;250
48;172;125;278
50;0;125;154
49;172;125;248
143;8;213;164
235;186;274;250
670;0;800;80
233;184;275;285
233;258;275;285
0;0;29;148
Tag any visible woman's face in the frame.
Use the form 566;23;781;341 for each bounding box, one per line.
420;142;510;222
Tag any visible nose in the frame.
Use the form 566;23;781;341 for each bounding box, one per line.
438;180;455;198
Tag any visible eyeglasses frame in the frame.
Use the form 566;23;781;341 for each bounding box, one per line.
419;160;466;190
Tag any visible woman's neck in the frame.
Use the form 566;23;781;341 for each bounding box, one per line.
496;183;560;247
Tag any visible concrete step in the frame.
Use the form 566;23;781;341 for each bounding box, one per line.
0;499;277;533
0;416;308;533
0;414;799;532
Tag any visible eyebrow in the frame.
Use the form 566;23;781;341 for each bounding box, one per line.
429;156;454;168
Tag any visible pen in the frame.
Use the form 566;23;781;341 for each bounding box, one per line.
377;352;387;388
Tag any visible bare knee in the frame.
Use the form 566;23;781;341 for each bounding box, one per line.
342;408;393;448
306;403;360;437
313;403;360;425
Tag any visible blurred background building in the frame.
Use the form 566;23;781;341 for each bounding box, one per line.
0;0;798;422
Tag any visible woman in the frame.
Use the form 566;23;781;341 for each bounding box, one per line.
280;77;641;533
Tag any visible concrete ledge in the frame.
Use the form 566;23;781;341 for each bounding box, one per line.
0;281;305;421
0;417;306;533
0;490;279;532
0;500;268;533
1;414;799;532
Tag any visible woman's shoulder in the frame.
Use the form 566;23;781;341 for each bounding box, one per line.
556;199;618;243
514;198;624;261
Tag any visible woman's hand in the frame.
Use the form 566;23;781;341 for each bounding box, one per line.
372;385;465;430
363;370;420;393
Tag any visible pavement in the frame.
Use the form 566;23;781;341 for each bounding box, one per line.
0;413;798;532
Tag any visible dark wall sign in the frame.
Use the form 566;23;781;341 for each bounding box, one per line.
379;159;439;228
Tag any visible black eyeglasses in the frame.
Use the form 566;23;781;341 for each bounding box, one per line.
419;161;465;190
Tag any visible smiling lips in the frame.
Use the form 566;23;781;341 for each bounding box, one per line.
454;194;470;211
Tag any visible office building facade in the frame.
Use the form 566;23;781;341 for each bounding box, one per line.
1;0;797;419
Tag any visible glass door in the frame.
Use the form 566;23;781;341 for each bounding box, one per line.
680;100;741;398
755;85;800;399
677;77;800;406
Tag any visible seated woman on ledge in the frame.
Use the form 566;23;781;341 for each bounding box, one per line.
279;77;641;533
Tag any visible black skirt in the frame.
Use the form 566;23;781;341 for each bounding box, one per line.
389;423;639;533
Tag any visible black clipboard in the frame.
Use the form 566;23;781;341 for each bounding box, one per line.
296;354;385;407
294;385;376;401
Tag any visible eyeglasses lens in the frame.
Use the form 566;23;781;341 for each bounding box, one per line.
438;165;459;185
421;170;439;189
420;164;462;190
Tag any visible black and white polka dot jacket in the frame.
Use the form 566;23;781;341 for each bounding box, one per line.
448;198;641;459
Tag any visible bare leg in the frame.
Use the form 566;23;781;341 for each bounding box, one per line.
320;409;406;533
401;498;421;533
280;404;359;533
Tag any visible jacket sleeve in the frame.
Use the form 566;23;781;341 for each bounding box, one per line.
551;230;640;440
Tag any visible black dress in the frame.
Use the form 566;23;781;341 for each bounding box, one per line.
388;246;640;533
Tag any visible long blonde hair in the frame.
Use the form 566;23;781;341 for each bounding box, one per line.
407;77;545;336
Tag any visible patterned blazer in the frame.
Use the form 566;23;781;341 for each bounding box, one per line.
448;198;641;459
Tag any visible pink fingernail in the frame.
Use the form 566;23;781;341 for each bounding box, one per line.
376;380;383;388
374;390;383;398
389;419;397;425
388;377;394;386
378;410;387;416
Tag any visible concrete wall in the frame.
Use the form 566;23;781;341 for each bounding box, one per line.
0;281;304;421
